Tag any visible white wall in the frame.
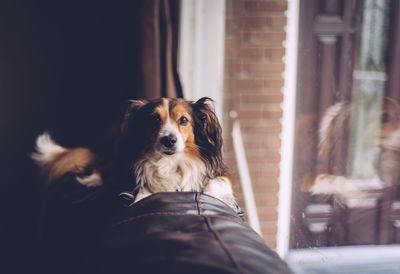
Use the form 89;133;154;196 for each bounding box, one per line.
178;0;226;121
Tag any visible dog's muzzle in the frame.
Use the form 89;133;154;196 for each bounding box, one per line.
160;134;178;154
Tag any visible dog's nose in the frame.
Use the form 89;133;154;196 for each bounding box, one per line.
160;134;177;149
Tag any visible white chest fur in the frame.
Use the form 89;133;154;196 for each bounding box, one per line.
133;152;236;209
134;152;207;193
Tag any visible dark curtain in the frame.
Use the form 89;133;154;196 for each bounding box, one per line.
139;0;183;99
0;0;181;272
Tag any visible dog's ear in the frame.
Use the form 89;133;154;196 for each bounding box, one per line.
120;99;147;134
192;97;225;177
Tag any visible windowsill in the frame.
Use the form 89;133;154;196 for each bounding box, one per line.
286;245;400;274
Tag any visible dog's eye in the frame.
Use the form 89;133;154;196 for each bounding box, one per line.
381;112;389;124
154;114;162;123
179;116;188;126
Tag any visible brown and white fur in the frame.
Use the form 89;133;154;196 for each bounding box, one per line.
32;97;236;208
301;97;400;205
31;133;103;187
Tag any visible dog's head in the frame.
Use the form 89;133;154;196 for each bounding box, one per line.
119;97;225;179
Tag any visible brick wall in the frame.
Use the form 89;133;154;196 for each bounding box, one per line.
223;0;287;248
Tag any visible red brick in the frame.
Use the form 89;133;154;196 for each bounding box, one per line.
253;181;280;192
225;59;243;77
258;209;278;221
264;79;284;89
255;192;279;206
225;18;243;36
260;226;278;240
238;109;265;119
237;47;265;61
225;38;241;59
247;157;279;168
242;123;281;134
264;135;282;148
245;63;283;73
243;32;285;46
226;0;245;18
244;1;288;13
243;63;285;77
234;103;281;113
231;79;265;91
265;238;277;249
242;17;268;29
263;109;283;119
234;88;282;96
265;47;286;61
243;142;263;151
241;93;283;104
249;164;280;177
252;153;281;165
261;227;278;239
257;181;281;192
240;121;282;134
248;163;278;171
249;165;279;180
266;16;287;28
242;148;280;162
259;221;278;235
263;72;284;80
240;16;286;31
263;230;277;240
255;165;280;174
245;148;275;160
223;0;287;245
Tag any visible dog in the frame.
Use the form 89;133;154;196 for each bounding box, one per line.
31;97;237;208
301;97;400;206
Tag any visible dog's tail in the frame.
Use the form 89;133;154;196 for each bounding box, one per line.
31;132;67;166
31;132;102;187
318;102;350;159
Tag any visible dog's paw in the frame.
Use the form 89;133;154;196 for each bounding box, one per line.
75;172;103;187
204;176;236;209
133;187;153;203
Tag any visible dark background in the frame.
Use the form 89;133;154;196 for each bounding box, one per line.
0;1;148;270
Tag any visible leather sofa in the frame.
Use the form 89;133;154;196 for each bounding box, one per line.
38;173;292;274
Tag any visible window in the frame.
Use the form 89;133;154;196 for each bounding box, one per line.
286;0;400;271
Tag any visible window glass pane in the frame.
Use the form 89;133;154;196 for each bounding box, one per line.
349;0;392;181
